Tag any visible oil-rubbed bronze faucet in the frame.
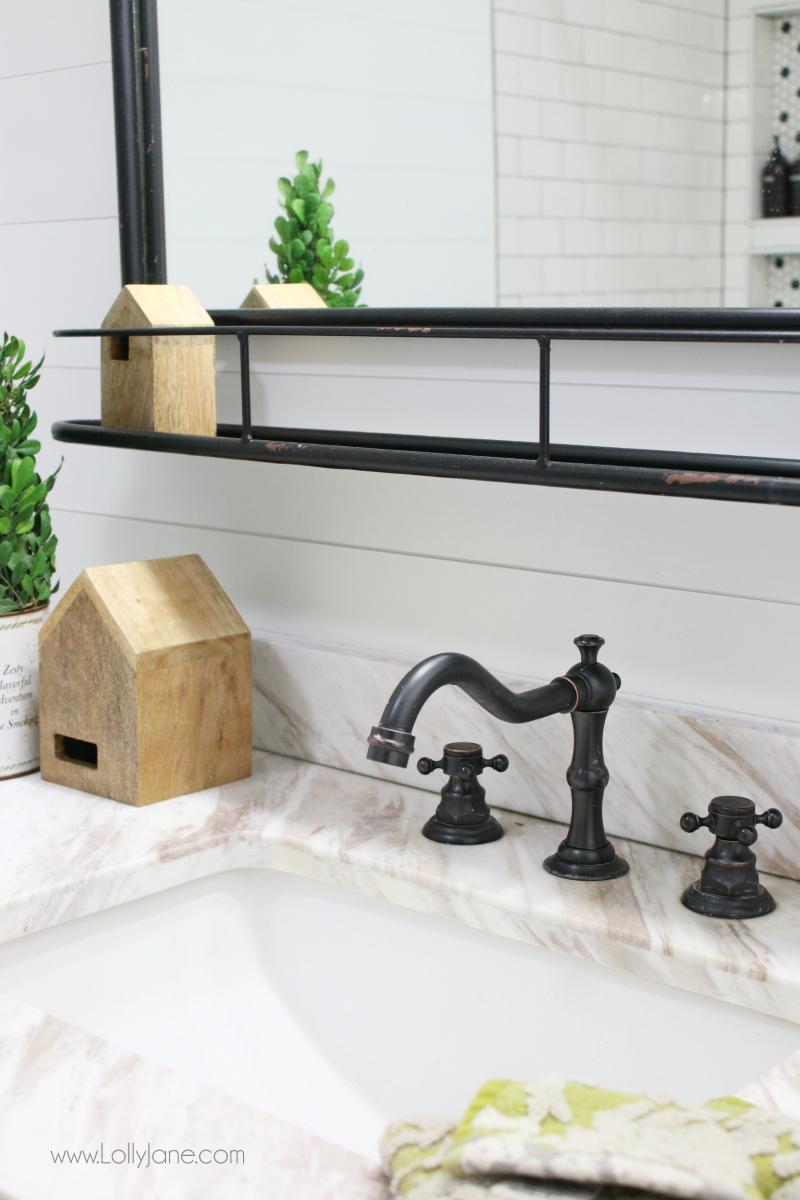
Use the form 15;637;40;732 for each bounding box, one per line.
367;634;627;880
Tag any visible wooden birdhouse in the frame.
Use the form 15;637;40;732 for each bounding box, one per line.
38;556;252;806
240;282;326;309
101;284;216;435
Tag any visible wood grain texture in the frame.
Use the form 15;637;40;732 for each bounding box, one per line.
240;283;326;309
137;651;252;805
41;555;250;672
101;285;216;436
39;587;139;805
38;556;252;806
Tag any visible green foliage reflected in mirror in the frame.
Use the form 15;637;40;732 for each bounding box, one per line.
264;151;365;307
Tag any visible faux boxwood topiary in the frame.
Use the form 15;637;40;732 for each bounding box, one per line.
264;150;365;307
0;334;60;614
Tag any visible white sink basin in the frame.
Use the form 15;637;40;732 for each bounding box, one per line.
0;868;796;1159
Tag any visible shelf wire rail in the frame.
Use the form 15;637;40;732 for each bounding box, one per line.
51;308;800;507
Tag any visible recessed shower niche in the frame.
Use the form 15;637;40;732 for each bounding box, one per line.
750;8;800;303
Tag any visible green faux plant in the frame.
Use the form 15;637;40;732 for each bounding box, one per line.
0;334;60;614
264;150;365;307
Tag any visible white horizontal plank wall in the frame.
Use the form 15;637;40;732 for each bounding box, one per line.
4;0;799;737
157;0;497;309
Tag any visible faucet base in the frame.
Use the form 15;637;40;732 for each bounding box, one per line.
422;813;504;845
543;850;629;881
681;879;775;919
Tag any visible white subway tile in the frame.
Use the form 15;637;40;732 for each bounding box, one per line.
637;220;675;256
563;142;604;181
723;149;747;191
496;93;541;136
496;134;521;175
498;216;521;254
497;176;542;215
684;0;727;18
602;69;642;111
721;223;748;258
498;254;543;293
622;255;662;291
659;186;721;223
723;189;748;224
621;183;661;222
515;56;564;99
676;221;723;256
582;27;623;70
659;254;721;291
560;61;604;105
541;254;584;292
726;50;749;90
603;145;643;184
542;178;583;215
494;52;520;94
561;0;598;27
676;9;725;53
494;11;540;56
639;147;695;187
501;0;564;18
505;215;564;254
724;153;749;192
726;15;751;55
603;218;641;255
519;136;564;177
617;109;661;148
562;218;605;255
538;18;583;63
621;34;660;79
582;105;619;147
583;255;623;295
540;98;583;140
583;179;624;217
691;118;725;156
657;114;696;153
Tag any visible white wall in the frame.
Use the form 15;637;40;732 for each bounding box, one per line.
3;0;799;740
158;0;496;309
494;0;727;306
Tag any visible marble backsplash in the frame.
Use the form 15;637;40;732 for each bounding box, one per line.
252;633;800;882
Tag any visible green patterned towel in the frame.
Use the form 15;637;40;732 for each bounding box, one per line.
381;1077;800;1200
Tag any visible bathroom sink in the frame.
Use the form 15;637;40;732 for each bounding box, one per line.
0;868;796;1159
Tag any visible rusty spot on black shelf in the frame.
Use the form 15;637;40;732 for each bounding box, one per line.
665;471;761;487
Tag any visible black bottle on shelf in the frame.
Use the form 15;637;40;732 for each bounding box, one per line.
789;152;800;215
762;136;790;216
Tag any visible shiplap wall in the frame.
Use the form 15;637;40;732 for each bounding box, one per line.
158;0;496;309
2;0;799;731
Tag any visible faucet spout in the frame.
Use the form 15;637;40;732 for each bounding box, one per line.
367;653;575;767
366;634;628;881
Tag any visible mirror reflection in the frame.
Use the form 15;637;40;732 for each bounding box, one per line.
156;1;800;310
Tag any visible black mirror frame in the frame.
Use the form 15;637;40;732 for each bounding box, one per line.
109;0;167;286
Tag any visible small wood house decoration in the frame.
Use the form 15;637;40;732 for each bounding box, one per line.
101;284;216;435
39;555;252;806
240;282;326;309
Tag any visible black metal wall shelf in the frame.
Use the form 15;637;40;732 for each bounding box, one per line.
52;307;800;507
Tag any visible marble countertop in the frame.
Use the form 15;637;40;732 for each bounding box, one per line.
3;750;800;1198
2;750;800;1022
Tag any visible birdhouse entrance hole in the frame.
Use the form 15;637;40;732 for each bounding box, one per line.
54;734;98;769
108;335;129;361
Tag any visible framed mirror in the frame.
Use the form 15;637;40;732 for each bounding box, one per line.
110;0;800;312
